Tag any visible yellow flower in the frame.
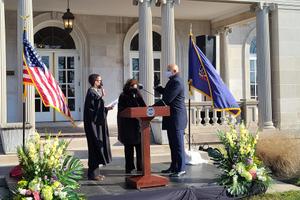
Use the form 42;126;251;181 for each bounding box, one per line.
27;142;38;163
242;170;253;181
17;180;28;188
41;185;53;200
52;181;61;189
28;178;41;192
33;132;40;142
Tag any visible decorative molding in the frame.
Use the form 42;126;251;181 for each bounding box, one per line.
133;0;154;6
250;2;276;12
155;0;180;6
215;26;232;35
50;11;58;20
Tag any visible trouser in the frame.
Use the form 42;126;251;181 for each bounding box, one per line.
167;129;186;172
124;143;142;173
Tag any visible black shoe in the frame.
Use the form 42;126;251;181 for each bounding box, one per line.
169;171;186;177
125;169;133;174
161;168;174;174
88;175;105;181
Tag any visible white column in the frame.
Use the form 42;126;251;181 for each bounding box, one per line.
218;27;231;86
138;0;154;105
255;3;274;129
0;0;7;124
18;0;35;128
161;0;176;85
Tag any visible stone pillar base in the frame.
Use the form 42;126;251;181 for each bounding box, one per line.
0;123;33;154
151;118;169;144
263;121;275;129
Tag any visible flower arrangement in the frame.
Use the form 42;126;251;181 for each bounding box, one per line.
208;123;272;197
13;132;85;200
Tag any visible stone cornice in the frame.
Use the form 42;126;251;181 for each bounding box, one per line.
212;11;255;31
189;0;300;7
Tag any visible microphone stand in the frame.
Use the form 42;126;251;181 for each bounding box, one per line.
142;87;167;106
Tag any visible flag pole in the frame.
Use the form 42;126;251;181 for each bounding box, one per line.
21;16;29;148
22;86;26;148
188;82;191;151
188;23;193;151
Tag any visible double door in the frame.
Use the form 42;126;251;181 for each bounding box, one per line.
35;50;81;122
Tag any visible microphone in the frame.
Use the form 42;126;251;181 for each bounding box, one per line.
138;83;167;106
138;83;143;90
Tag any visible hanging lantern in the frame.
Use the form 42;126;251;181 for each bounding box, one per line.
62;0;75;33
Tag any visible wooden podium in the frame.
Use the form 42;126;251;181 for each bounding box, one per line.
119;106;170;189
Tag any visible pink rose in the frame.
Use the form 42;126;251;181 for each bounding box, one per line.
249;169;257;179
33;191;40;200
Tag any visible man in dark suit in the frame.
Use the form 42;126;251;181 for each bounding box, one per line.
154;64;187;177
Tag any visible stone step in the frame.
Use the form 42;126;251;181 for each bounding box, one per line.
0;187;10;200
0;176;9;200
35;124;224;143
0;136;210;166
0;176;6;187
36;123;118;137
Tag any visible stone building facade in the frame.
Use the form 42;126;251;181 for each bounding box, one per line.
1;0;300;153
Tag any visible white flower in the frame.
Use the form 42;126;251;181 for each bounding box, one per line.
59;191;67;199
26;197;33;200
18;188;27;195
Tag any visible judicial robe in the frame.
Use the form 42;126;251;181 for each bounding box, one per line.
83;87;112;169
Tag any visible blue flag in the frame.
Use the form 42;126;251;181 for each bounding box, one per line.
188;35;241;116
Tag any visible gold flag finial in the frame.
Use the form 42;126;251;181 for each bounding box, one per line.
20;15;30;30
189;23;193;36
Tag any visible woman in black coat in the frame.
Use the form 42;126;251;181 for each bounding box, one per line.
84;74;113;181
117;79;146;173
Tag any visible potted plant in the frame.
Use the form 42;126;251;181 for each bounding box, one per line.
208;123;272;197
12;132;85;200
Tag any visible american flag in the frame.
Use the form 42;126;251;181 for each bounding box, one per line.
22;31;74;123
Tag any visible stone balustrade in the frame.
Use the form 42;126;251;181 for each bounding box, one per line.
186;99;259;144
187;99;258;126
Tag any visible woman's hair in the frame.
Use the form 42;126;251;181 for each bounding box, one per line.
123;79;138;93
88;74;100;87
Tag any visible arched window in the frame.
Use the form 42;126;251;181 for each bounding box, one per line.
249;37;257;99
34;26;76;49
33;26;80;121
130;32;161;51
129;31;161;102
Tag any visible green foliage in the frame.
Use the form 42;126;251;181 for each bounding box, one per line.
57;155;84;189
208;123;272;197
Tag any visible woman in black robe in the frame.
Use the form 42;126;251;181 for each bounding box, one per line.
117;79;146;173
84;74;113;181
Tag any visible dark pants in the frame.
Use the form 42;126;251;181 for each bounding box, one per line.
124;143;142;173
167;129;186;172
